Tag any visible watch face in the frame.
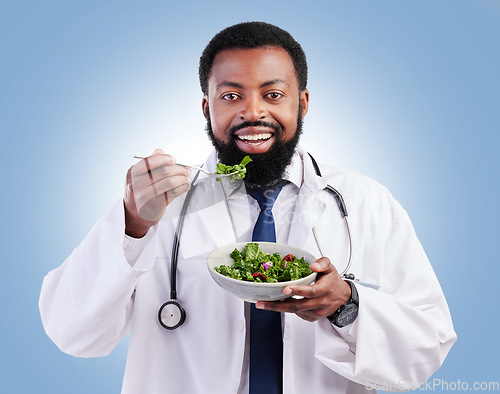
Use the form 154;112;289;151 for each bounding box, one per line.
337;305;358;327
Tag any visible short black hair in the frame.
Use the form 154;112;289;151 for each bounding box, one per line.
199;21;308;96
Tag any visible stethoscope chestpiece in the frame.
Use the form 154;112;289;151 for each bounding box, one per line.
158;300;186;330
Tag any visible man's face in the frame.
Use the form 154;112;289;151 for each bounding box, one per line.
202;47;309;187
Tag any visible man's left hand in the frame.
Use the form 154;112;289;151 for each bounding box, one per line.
255;257;352;322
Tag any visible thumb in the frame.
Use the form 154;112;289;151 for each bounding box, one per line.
152;148;164;155
310;257;335;274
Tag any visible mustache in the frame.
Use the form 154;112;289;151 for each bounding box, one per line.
228;120;282;136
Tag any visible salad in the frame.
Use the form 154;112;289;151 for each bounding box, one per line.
214;243;312;283
214;155;252;182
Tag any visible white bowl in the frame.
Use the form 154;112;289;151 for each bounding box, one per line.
207;242;318;303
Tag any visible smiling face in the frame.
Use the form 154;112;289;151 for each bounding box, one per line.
202;46;309;187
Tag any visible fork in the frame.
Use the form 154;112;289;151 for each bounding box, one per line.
133;156;235;177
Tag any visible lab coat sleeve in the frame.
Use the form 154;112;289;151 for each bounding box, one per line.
314;200;457;391
39;199;158;358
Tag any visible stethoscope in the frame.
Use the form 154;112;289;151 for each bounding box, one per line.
158;153;354;330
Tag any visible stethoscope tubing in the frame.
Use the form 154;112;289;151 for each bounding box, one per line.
170;169;202;300
159;153;354;330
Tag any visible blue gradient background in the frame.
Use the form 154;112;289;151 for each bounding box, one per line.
1;1;499;393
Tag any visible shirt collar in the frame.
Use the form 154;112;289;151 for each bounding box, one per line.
282;148;303;189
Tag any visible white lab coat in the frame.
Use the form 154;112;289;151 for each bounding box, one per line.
39;146;456;393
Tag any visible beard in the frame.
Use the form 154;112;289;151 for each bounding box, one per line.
205;104;304;190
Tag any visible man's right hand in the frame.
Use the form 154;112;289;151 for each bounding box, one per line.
124;148;191;238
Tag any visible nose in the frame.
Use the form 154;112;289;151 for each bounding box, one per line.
238;94;267;121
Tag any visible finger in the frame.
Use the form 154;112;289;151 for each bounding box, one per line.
309;257;335;274
133;174;190;207
295;310;322;322
125;166;134;198
132;154;176;177
284;278;336;299
131;163;190;190
150;163;191;185
283;258;340;298
135;181;191;222
144;182;191;205
283;284;320;299
164;182;191;204
153;174;191;199
137;158;162;205
256;297;326;315
257;293;338;322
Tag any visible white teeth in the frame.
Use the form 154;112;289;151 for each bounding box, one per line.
238;133;272;141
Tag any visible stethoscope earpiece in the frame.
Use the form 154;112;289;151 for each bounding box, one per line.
158;300;186;330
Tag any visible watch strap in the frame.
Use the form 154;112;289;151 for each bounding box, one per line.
327;280;358;326
346;280;358;305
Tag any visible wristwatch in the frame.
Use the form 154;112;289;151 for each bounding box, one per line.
327;281;359;327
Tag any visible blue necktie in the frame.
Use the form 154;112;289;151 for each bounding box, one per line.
249;186;283;394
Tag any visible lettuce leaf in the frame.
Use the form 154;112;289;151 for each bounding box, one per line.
244;242;264;261
214;243;312;283
215;155;252;182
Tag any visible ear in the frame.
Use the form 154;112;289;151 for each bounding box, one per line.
202;96;209;119
299;89;309;118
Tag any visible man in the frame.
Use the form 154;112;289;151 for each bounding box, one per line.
40;22;456;393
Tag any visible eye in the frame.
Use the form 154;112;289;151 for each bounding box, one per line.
265;92;283;100
221;93;240;101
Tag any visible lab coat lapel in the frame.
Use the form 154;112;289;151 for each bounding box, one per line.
287;150;328;250
197;201;237;246
189;151;240;247
192;182;238;250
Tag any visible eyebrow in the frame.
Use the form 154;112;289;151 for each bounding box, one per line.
217;81;243;90
260;79;289;88
216;79;289;90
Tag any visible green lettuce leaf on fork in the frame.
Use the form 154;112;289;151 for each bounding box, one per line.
215;155;252;182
